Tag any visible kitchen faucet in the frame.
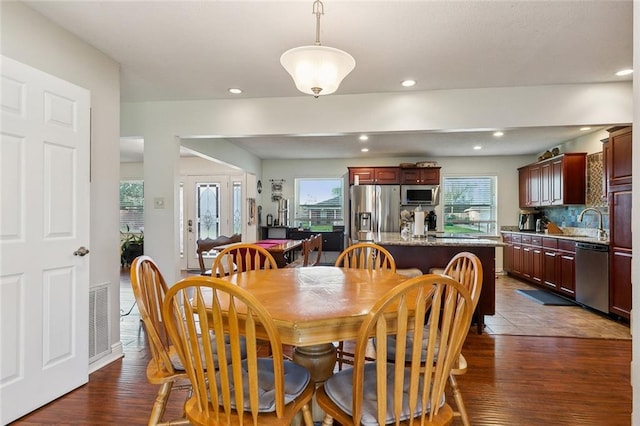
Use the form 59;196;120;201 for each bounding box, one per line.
577;208;606;241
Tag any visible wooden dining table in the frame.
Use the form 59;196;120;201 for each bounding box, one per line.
217;266;408;382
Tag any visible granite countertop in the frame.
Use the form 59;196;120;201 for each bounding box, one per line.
357;232;505;247
500;227;609;245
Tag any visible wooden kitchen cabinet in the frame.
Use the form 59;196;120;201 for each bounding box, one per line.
348;167;400;185
556;240;576;297
518;164;541;207
520;234;542;283
400;167;441;184
542;237;559;290
518;153;586;207
605;126;632;320
503;233;523;276
503;232;577;300
606;126;632;188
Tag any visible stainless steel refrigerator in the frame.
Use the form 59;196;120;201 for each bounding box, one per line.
350;185;401;242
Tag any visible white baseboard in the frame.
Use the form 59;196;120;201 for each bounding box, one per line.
88;341;124;374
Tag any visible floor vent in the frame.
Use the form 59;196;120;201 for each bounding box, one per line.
89;284;110;360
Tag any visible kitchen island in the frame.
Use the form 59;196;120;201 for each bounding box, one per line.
358;232;504;333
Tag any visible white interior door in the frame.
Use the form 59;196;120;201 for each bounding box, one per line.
1;56;90;424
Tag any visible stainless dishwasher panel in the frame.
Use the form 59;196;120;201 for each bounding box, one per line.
575;242;609;313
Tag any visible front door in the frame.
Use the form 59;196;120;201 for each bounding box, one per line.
185;176;223;270
1;56;91;423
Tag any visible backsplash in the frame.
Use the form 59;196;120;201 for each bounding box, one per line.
543;205;608;230
586;151;607;208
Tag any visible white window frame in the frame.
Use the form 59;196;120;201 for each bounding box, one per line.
442;175;498;236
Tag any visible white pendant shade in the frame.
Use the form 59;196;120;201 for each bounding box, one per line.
280;45;355;96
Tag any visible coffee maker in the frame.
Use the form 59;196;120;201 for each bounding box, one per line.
518;210;540;232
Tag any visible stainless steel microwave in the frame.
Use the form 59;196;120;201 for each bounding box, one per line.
401;185;440;206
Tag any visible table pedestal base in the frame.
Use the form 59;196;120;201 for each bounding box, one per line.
293;343;337;423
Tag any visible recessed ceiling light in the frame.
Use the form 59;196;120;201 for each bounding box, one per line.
361;148;369;153
615;69;633;76
228;88;243;94
580;127;591;131
473;145;482;150
401;79;416;87
493;131;504;137
359;135;369;141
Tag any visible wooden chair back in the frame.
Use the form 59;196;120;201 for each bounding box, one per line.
305;233;323;266
130;256;178;377
161;276;314;425
317;274;474;425
212;243;278;276
443;251;483;310
334;242;396;272
196;234;241;275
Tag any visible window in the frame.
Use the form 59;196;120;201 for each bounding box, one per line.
232;180;242;235
119;181;144;233
196;182;220;239
442;176;497;235
294;178;343;231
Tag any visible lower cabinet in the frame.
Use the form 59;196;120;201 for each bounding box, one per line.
503;232;576;300
556;240;576;297
610;250;632;318
542;237;558;290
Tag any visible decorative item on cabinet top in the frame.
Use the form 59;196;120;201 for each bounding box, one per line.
415;161;438;168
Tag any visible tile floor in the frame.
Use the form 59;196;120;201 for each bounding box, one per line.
486;274;631;339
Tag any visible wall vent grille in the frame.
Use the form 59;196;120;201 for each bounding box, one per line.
89;284;110;360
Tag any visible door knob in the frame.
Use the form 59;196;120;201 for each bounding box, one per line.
73;246;90;256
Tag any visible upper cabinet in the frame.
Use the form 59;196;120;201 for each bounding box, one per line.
605;126;632;189
348;167;400;185
518;153;586;208
400;167;441;185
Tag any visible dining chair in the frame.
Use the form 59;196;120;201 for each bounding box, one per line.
196;234;242;275
315;274;475;425
211;243;278;277
161;276;314;426
285;238;310;268
334;242;397;370
286;233;324;268
130;256;191;426
334;242;396;271
306;233;324;266
382;251;483;426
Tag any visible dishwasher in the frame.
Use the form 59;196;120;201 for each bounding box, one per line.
575;242;609;313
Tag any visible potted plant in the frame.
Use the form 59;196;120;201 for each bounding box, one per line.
120;226;144;267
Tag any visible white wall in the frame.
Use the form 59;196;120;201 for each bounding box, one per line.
1;2;122;369
261;154;531;272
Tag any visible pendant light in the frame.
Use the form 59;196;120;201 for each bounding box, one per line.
280;0;355;98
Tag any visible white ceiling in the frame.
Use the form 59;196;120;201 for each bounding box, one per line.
23;0;633;162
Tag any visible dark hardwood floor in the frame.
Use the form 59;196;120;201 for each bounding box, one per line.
11;270;632;425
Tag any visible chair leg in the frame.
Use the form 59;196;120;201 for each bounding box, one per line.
321;414;334;425
449;373;470;426
337;341;344;370
301;403;314;426
149;382;172;426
